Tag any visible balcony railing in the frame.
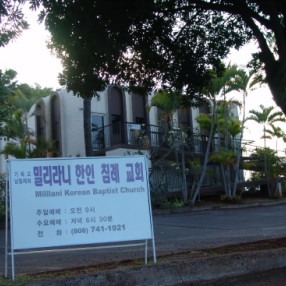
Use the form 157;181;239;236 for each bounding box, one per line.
92;122;166;150
91;121;241;154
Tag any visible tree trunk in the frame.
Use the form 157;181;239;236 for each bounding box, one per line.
219;164;228;196
191;106;216;204
181;149;188;204
266;62;286;116
83;97;93;157
231;91;246;196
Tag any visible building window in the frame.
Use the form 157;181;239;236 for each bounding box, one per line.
199;100;211;114
36;102;46;139
50;95;61;156
91;114;104;149
111;114;121;135
108;86;126;145
132;93;147;124
178;107;192;131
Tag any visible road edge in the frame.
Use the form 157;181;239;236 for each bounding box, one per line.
24;248;286;286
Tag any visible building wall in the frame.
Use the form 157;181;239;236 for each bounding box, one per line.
0;137;7;174
27;88;158;158
57;90;85;157
26;88;206;159
0;86;240;180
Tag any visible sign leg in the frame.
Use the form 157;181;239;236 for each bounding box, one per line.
145;240;148;264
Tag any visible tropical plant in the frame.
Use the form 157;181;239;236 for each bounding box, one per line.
248;105;285;149
1;137;58;158
0;69;18;129
206;103;242;198
187;157;202;199
248;147;284;196
1;86;57;159
247;105;286;196
147;90;191;203
265;124;286;153
224;67;259;195
264;124;286;196
147;90;182;130
17;83;52;101
190;70;225;204
191;66;245;203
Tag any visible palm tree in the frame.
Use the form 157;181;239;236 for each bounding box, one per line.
3;89;40;156
1;89;57;158
248;105;286;196
191;67;239;204
248;105;285;150
224;67;259;196
191;65;253;203
147;90;190;203
265;124;285;153
147;90;182;130
7;89;38;132
265;124;286;196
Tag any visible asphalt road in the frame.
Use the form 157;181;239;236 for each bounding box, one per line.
1;203;286;276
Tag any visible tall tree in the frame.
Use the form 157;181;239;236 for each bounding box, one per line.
224;67;259;195
147;90;190;203
1;88;56;158
147;90;182;129
32;1;286;116
39;1;111;156
248;105;285;195
0;69;18;130
265;124;285;153
0;70;51;129
17;83;52;101
192;66;246;202
0;69;17;96
248;105;285;150
0;0;29;46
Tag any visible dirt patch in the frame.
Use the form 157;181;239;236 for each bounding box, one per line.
204;237;286;254
13;237;286;282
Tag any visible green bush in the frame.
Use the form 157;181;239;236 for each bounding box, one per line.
162;197;185;208
220;194;241;204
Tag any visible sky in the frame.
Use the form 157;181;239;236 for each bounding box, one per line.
0;7;62;89
0;7;284;153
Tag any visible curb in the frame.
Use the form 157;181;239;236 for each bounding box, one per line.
24;248;286;286
153;200;286;215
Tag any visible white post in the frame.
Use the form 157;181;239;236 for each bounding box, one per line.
277;182;282;197
4;171;9;278
145;240;148;264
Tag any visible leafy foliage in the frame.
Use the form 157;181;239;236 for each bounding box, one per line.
248;105;286;145
0;73;55;158
0;0;29;47
37;1;250;100
0;69;17;125
248;147;284;179
34;1;286;117
210;149;237;166
17;83;52;101
147;90;183;129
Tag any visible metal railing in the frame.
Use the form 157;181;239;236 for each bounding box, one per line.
92;122;165;150
91;121;242;154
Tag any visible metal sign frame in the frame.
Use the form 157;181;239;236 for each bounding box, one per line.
5;155;156;279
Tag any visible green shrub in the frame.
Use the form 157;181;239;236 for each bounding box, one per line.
220;194;241;204
162;197;185;208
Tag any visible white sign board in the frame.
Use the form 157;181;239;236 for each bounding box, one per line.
8;156;153;250
130;124;141;130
